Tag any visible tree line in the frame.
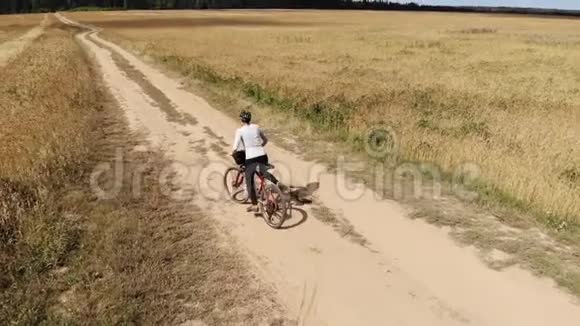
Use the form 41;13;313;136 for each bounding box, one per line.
1;0;579;17
0;0;342;13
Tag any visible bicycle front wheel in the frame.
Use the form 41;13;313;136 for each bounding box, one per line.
261;184;288;229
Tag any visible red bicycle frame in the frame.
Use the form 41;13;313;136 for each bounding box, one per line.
233;169;267;198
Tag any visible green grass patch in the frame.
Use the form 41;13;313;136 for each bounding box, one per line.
68;6;125;12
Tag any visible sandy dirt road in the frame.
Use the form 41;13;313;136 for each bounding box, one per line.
57;13;580;326
0;14;47;67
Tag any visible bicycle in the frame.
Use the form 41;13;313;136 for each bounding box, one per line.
224;159;289;229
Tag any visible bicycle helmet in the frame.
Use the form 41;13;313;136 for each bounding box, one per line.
239;110;252;124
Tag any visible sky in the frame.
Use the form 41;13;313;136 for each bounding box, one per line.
404;1;580;10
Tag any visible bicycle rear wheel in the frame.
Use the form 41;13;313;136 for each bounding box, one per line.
224;167;247;204
261;184;288;229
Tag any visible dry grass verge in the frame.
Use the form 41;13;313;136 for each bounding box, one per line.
0;20;99;325
0;20;280;325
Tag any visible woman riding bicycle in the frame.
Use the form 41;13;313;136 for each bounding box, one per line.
232;110;280;213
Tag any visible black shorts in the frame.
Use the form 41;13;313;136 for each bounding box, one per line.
245;155;269;166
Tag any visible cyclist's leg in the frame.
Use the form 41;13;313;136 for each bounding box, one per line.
265;169;278;184
262;168;278;185
245;162;258;205
257;155;278;184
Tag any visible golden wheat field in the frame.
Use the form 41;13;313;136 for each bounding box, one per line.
68;10;580;223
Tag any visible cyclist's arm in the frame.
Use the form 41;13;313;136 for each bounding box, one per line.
259;128;268;146
232;129;242;152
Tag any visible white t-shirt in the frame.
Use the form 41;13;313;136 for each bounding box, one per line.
233;124;267;160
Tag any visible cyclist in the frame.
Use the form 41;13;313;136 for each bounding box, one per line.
232;110;280;212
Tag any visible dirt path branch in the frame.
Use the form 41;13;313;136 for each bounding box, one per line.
0;14;48;67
